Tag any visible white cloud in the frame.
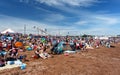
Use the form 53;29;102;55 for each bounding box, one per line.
36;0;62;6
19;0;29;3
95;16;118;25
75;14;119;26
72;13;120;35
19;0;100;7
0;14;75;35
35;0;99;7
1;14;120;35
2;0;120;35
75;21;88;25
43;14;65;22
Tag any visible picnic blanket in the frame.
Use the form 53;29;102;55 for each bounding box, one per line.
0;64;20;71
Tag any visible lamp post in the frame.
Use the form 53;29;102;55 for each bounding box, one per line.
33;26;48;36
33;26;38;35
24;24;26;35
37;27;39;35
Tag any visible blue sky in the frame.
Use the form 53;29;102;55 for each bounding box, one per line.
0;0;120;35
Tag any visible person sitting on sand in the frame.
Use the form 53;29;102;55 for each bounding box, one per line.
0;55;5;67
0;41;7;59
8;46;18;59
34;43;51;59
18;54;28;62
80;39;87;51
0;41;3;55
0;41;3;51
34;49;40;58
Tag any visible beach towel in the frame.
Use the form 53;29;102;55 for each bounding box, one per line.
0;64;20;71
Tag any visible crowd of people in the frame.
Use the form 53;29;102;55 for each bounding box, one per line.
0;33;119;67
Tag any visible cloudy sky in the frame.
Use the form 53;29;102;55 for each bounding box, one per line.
0;0;120;35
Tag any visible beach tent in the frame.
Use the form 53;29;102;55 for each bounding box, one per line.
99;36;109;40
1;28;15;34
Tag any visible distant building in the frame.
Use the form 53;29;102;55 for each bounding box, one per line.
117;35;120;37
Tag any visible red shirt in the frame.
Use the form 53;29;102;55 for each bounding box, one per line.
0;42;3;50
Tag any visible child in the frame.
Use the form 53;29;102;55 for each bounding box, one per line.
0;55;5;67
0;41;3;51
34;43;50;59
8;47;18;59
34;49;40;58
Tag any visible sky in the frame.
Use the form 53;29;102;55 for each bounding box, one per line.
0;0;120;36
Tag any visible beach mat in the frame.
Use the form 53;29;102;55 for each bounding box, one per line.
0;64;20;71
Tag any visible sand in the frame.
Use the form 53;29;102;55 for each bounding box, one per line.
0;43;120;75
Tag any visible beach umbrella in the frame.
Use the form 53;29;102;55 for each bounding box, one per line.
15;41;23;48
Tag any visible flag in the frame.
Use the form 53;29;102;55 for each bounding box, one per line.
33;26;36;29
45;28;47;32
68;32;69;34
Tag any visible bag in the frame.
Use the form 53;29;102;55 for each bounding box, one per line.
20;63;26;70
7;61;14;65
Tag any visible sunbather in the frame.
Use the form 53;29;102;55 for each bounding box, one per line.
0;55;5;67
8;47;18;59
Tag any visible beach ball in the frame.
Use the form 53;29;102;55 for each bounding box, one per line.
15;42;23;48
